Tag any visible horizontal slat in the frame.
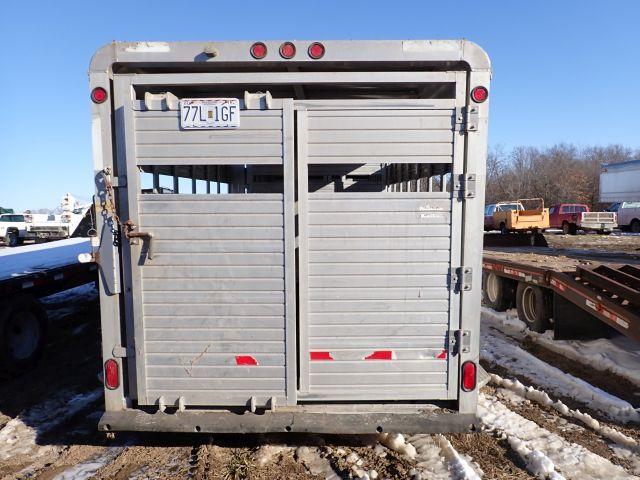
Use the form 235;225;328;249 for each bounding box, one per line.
308;109;454;117
310;360;447;374
146;391;285;406
146;253;283;266
308;250;450;263
309;287;449;301
147;378;285;390
140;193;283;201
308;238;450;251
308;225;451;238
137;157;284;166
135;110;282;118
147;366;285;378
143;291;283;305
307;143;452;157
146;227;283;240
151;240;283;255
308;198;451;213
143;304;284;316
308;116;453;130
143;278;284;291
145;316;284;329
309;372;445;386
145;328;284;341
309;275;448;289
141;213;282;228
137;143;283;159
307;155;452;165
145;341;284;354
135;116;282;131
302;387;448;402
309;312;449;324
139;200;283;214
309;192;451;199
309;299;449;313
310;336;447;349
310;324;447;337
308;129;452;144
146;352;284;367
309;212;450;225
143;265;283;278
136;130;282;145
309;263;449;276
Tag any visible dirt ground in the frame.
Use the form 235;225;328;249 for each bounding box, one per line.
2;235;640;479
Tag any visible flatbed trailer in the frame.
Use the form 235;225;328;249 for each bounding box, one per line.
482;250;640;342
0;239;97;376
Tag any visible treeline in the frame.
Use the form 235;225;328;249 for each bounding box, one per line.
485;144;640;209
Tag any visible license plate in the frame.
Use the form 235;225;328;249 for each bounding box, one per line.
179;98;240;130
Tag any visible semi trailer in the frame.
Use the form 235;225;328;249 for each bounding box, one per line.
89;39;491;434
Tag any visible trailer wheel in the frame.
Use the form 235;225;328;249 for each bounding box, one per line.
630;219;640;233
516;282;551;333
569;223;578;235
500;223;508;235
0;296;47;377
482;271;514;311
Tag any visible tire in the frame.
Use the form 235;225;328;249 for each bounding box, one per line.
562;222;570;235
500;223;508;235
0;296;47;378
569;223;578;235
5;231;19;247
630;219;640;234
482;271;514;311
516;282;551;333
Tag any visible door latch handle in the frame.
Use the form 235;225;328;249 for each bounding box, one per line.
124;220;154;259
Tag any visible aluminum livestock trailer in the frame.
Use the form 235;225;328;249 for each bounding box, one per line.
89;40;491;434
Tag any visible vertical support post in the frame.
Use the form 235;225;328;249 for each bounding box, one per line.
152;166;160;193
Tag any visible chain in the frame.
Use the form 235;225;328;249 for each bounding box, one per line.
99;169;122;247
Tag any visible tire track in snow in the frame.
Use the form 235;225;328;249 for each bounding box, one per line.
481;325;640;424
479;393;637;480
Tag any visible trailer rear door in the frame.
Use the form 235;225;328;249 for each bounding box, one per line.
295;100;463;401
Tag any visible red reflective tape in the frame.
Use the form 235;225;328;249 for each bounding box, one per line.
436;349;447;359
310;351;333;361
365;350;394;360
235;355;258;366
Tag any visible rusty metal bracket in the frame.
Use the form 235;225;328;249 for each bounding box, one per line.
124;220;154;259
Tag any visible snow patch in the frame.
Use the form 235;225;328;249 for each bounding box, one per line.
52;447;124;480
479;393;635;480
481;321;640;424
0;389;101;461
482;307;640;388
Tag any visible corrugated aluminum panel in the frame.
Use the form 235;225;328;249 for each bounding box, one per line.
305;192;453;400
134;110;284;165
138;195;287;406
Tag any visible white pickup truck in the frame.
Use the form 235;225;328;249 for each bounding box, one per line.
0;213;29;247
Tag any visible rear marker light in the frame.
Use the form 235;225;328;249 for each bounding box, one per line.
308;42;325;59
461;361;477;392
104;359;119;390
91;87;108;104
470;86;488;103
279;42;296;59
250;42;267;59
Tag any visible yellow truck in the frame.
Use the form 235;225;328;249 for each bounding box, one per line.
493;198;549;234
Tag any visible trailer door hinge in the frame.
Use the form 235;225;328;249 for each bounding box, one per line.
453;174;476;199
448;330;471;356
112;346;135;358
455;106;479;133
111;176;127;188
450;266;473;292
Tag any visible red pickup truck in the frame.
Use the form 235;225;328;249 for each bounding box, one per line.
548;203;617;234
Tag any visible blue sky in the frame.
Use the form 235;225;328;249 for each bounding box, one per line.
1;0;639;211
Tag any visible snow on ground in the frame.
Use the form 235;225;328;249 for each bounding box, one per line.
51;447;125;480
483;307;640;387
402;434;479;480
479;393;635;480
0;389;101;461
481;315;640;424
0;238;91;280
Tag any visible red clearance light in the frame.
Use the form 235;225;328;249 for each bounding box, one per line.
279;42;296;59
308;42;325;59
471;86;488;103
104;359;119;390
461;361;477;392
91;87;108;104
250;42;268;59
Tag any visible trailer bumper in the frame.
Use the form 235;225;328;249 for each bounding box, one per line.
578;221;617;232
99;406;478;434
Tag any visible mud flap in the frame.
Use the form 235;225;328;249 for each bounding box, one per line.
553;294;613;340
